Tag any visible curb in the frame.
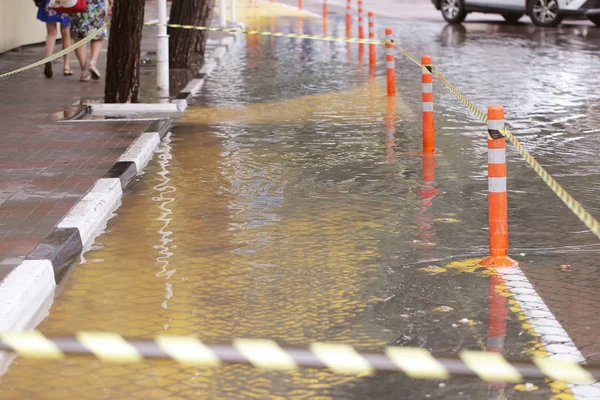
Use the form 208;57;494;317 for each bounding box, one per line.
0;28;243;328
0;119;170;336
88;26;242;116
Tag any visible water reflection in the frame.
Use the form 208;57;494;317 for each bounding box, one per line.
1;7;600;399
487;271;508;400
415;154;437;248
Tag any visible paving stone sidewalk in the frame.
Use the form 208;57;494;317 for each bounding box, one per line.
0;4;168;283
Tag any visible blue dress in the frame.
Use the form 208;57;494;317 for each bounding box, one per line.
37;0;71;26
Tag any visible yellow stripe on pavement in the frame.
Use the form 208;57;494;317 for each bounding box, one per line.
460;350;523;383
156;335;221;367
76;332;143;363
234;338;297;370
385;347;449;379
310;343;374;375
0;331;64;359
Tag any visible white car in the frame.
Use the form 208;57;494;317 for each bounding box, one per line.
432;0;600;27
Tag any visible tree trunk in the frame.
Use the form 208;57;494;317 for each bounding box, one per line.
169;0;214;69
104;0;145;103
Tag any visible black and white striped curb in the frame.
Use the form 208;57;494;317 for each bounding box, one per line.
0;119;170;336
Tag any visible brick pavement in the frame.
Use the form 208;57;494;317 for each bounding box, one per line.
0;9;164;282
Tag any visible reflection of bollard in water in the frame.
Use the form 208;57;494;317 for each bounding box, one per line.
368;12;376;72
487;272;508;399
416;154;438;246
421;55;435;154
346;0;352;38
385;28;396;97
385;96;396;164
480;106;518;268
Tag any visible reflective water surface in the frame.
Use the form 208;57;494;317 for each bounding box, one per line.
2;4;600;399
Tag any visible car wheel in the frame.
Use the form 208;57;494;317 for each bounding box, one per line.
441;0;466;24
502;13;524;23
589;15;600;27
528;0;562;27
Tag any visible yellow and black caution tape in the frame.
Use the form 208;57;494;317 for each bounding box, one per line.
502;127;600;239
3;18;598;241
1;331;599;383
0;22;110;80
391;42;600;241
144;21;387;45
1;22;387;80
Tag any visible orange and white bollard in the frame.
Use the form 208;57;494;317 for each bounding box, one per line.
346;0;352;38
368;12;376;69
358;1;365;39
323;0;327;19
385;28;396;97
421;55;435;154
479;106;518;268
298;0;302;10
358;1;365;60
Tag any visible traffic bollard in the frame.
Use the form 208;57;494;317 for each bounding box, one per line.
368;12;376;69
385;28;396;97
346;0;352;38
358;1;365;39
421;55;434;154
480;106;518;268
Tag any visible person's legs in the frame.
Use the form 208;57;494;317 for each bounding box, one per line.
88;39;104;80
44;22;58;78
73;38;89;81
60;23;72;75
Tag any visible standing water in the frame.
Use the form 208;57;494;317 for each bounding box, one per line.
2;4;600;399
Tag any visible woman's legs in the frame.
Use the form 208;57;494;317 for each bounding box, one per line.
44;22;58;78
73;38;89;81
60;24;72;73
88;39;104;80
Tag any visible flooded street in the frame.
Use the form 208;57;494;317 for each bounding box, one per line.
2;2;600;399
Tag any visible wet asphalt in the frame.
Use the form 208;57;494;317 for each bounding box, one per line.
1;1;600;399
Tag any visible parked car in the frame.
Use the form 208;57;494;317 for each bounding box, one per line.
432;0;600;27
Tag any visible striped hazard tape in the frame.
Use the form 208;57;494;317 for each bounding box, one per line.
1;331;599;384
0;22;387;80
145;21;387;45
0;23;110;80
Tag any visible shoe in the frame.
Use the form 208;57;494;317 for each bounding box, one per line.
63;69;73;76
44;62;53;78
89;62;101;80
80;72;91;82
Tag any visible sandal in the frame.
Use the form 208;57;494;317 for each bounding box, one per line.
44;62;53;78
63;69;73;76
88;62;101;80
80;71;91;82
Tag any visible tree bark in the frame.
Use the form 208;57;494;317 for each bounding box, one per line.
104;0;145;103
169;0;214;69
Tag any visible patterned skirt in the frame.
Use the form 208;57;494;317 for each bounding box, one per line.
70;0;107;39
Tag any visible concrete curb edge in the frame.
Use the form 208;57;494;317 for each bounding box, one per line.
0;119;170;334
